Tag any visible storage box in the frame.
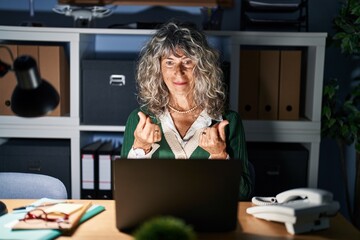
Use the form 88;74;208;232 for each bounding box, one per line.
0;44;70;116
82;60;138;125
0;138;71;197
247;142;308;196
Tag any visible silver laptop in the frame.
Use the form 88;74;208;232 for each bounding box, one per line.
113;158;241;233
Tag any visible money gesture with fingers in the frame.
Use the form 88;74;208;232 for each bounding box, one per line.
133;111;162;152
199;120;229;159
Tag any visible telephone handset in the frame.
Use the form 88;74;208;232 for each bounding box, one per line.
246;188;340;234
276;188;334;204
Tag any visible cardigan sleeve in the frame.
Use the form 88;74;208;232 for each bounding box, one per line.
121;108;141;158
224;110;253;200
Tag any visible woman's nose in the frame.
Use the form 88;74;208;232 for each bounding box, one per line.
174;63;185;75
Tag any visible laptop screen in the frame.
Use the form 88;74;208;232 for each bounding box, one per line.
113;158;242;233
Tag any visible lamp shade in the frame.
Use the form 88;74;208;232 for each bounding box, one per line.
11;56;60;117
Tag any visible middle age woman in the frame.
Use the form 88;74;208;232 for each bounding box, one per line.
121;21;252;200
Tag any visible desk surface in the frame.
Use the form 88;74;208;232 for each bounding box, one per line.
1;199;360;240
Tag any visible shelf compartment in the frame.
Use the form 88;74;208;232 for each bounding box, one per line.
0;43;70;117
0;138;72;197
243;120;321;143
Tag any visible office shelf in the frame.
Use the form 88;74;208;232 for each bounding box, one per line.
0;26;326;198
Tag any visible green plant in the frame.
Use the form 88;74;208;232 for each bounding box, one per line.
321;78;360;223
321;0;360;228
333;0;360;55
322;78;360;152
133;216;197;240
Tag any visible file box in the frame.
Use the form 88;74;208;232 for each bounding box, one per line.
82;59;138;125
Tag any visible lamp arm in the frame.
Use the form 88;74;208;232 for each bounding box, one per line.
0;45;15;64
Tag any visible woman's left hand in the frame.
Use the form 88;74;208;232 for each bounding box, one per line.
199;120;229;159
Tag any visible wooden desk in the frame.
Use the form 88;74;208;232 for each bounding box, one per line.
2;199;360;240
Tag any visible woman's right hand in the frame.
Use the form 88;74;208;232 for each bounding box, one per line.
133;111;161;152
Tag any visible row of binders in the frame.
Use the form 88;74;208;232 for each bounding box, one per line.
81;140;121;199
239;49;302;120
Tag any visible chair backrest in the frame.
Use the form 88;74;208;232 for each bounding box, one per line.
0;172;68;199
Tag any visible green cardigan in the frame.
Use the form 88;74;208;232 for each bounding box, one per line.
121;108;253;200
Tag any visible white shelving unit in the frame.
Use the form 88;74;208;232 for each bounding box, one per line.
0;26;327;198
227;31;327;188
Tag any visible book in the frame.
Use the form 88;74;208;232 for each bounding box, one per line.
12;201;91;230
0;198;105;240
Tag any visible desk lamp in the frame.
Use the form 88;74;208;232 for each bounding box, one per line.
0;46;60;216
0;47;60;117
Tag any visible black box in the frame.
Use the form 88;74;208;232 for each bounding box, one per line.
0;138;71;197
247;142;308;197
82;60;139;125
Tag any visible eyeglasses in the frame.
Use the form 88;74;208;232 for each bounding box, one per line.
20;209;69;229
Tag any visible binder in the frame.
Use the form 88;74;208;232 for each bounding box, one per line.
80;140;104;199
0;44;17;115
39;46;70;116
112;144;122;160
279;50;302;120
0;198;105;240
258;50;280;120
12;202;92;230
97;141;114;199
239;50;260;119
18;45;39;62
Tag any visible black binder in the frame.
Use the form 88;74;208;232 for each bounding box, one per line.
112;144;122;160
80;140;104;199
97;141;114;199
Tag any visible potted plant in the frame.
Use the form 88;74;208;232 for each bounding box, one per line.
321;0;360;228
133;216;196;240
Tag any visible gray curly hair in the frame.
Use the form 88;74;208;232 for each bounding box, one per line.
136;21;226;119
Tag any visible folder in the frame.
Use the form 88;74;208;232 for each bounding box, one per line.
12;202;92;230
39;46;70;116
279;50;302;120
80;140;104;199
0;44;38;115
239;50;260;119
0;44;18;115
258;50;280;120
18;45;39;62
97;141;114;199
0;198;105;240
112;144;122;160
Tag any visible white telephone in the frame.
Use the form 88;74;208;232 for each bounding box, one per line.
246;188;340;234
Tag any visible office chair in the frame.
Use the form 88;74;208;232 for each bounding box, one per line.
0;172;68;199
